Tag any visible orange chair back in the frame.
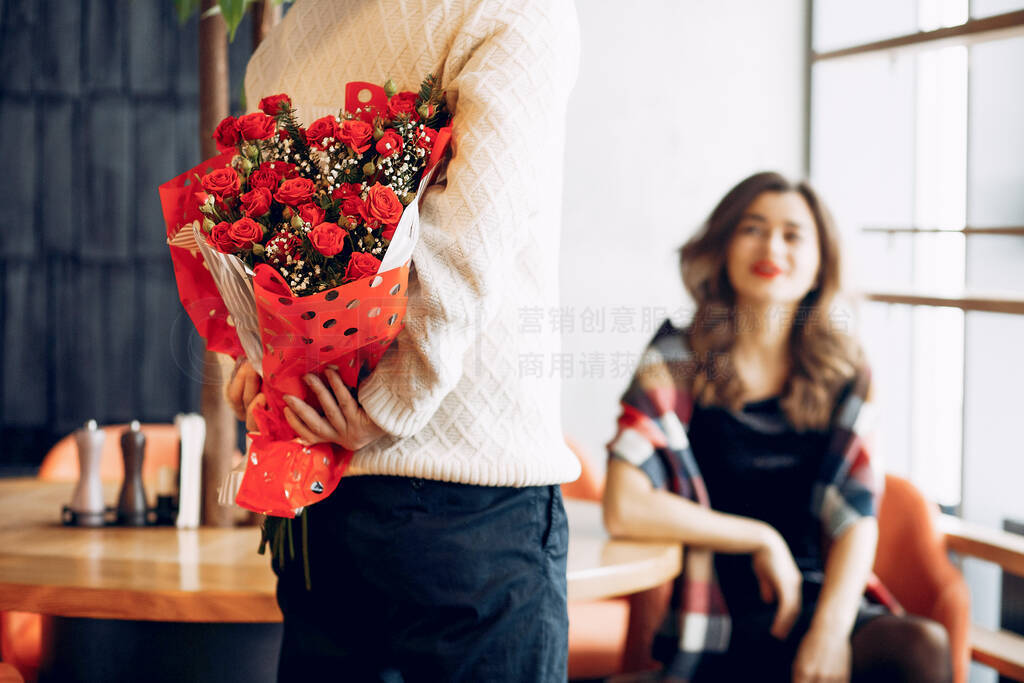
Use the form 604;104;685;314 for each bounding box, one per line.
874;474;970;683
0;661;25;683
561;437;604;502
37;423;181;484
0;612;35;682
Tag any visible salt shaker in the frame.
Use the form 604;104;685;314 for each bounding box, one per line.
67;419;106;527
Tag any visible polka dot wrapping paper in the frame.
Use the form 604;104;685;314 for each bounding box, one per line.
236;261;410;517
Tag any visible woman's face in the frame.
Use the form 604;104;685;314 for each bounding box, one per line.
725;190;821;307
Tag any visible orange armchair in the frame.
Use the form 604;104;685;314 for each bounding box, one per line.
874;474;971;683
0;663;24;683
563;437;632;679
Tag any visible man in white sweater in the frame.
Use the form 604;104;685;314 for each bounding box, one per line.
228;0;582;680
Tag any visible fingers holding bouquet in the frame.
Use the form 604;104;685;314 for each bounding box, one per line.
282;368;385;451
226;358;262;421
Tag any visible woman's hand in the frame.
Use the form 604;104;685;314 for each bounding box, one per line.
792;625;851;683
282;368;385;451
225;358;261;422
752;527;803;640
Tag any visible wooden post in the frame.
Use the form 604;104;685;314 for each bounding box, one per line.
198;0;235;527
251;0;282;50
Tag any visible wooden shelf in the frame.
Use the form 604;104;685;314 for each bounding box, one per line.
936;516;1024;680
861;226;1024;236
970;624;1024;682
938;514;1024;578
864;291;1024;315
813;9;1024;61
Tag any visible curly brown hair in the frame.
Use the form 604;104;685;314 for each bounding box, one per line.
679;171;863;431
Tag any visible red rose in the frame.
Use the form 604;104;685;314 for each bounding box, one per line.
344;252;382;282
417;126;438;150
201;167;241;198
381;224;397;241
309;222;347;257
213;116;240;151
258;161;298;179
237;112;276;141
259;93;291;116
375;130;403;158
365;183;403;225
338;119;372;153
331;183;363;201
206;222;236;253
306;116;342;150
274;178;317;206
386;91;419;120
266;231;302;266
228;217;263;250
298;202;325;226
248;169;280;192
240;187;272;217
340;197;368;221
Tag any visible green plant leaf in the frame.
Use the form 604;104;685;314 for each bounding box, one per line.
219;0;247;41
174;0;201;24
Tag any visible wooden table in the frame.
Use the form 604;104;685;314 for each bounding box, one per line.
0;479;680;621
0;478;680;681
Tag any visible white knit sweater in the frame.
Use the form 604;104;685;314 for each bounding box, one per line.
244;0;582;487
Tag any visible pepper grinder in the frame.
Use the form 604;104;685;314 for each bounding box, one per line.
67;420;106;527
116;421;148;526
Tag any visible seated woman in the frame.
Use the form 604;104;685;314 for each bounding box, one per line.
603;172;952;683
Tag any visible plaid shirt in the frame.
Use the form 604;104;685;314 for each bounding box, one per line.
607;320;882;679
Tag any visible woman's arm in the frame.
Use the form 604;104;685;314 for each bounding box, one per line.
604;458;774;552
810;516;879;636
792;517;878;682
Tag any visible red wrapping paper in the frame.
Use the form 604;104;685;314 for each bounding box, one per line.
159;81;450;518
161;151;245;359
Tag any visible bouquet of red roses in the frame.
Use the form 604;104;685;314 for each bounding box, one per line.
159;76;451;519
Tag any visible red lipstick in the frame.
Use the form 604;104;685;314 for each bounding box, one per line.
751;260;783;278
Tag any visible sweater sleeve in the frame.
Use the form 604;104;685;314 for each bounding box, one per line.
358;0;581;438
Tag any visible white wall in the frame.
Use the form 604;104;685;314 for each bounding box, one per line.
559;0;808;470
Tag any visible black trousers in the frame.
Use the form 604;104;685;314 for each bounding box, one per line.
273;475;569;683
691;581;889;682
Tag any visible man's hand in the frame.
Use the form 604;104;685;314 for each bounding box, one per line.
282;368;386;451
245;393;266;432
792;625;851;683
752;527;803;640
225;358;261;422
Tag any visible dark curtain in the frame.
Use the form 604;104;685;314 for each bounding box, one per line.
0;0;257;474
